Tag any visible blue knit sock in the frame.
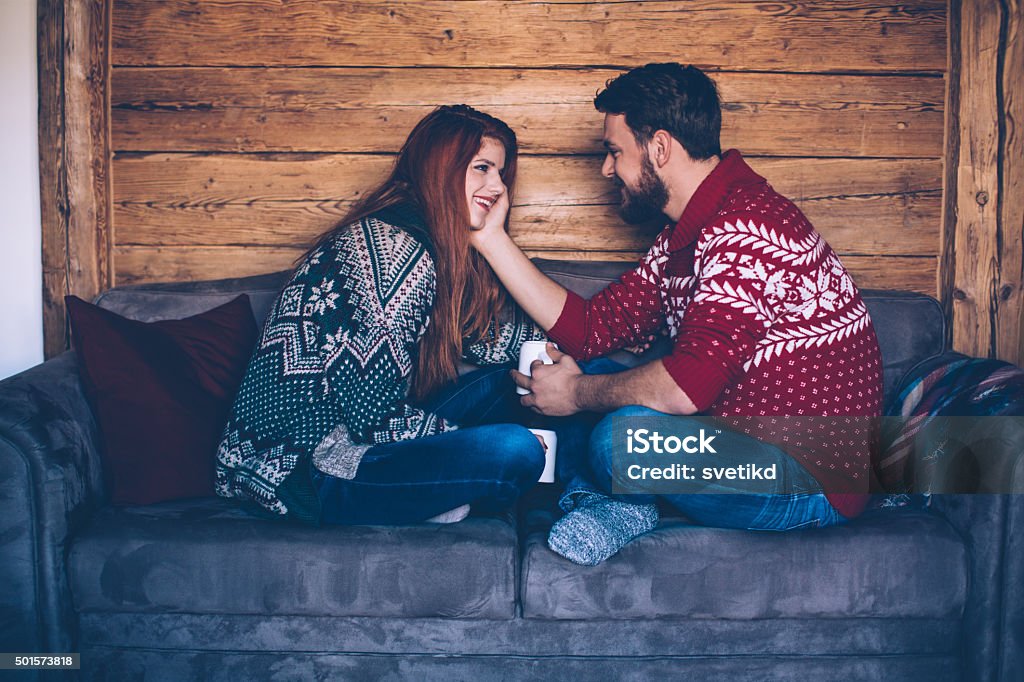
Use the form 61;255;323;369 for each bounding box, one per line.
547;493;659;566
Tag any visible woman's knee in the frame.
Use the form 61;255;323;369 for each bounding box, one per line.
479;423;546;482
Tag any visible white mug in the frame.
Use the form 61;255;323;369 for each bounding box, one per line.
517;340;553;395
528;428;558;483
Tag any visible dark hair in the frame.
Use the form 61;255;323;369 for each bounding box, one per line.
301;105;518;400
594;63;722;160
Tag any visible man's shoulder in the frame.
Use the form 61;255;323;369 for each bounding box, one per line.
702;183;819;247
718;181;802;223
694;190;833;280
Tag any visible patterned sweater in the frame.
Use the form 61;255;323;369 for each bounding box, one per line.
216;205;544;520
548;151;883;518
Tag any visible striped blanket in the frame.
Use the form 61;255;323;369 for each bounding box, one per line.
875;352;1024;502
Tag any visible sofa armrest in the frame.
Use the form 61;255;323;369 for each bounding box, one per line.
926;414;1024;681
923;414;1023;679
0;352;105;654
933;491;1019;675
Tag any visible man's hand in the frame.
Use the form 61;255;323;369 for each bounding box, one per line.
515;346;700;416
469;190;510;251
511;343;583;416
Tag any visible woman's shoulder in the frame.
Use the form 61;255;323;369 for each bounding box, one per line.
295;214;433;295
288;204;436;293
297;222;427;280
368;202;430;241
324;206;432;262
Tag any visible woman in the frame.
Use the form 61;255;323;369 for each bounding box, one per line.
215;105;546;525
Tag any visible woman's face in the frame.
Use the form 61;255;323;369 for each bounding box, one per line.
465;137;507;230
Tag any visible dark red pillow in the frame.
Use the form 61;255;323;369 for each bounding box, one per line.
66;295;257;505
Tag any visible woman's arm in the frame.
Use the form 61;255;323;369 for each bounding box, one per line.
471;193;667;360
470;193;568;331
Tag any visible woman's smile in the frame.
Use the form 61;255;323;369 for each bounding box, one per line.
466;136;507;229
474;195;497;211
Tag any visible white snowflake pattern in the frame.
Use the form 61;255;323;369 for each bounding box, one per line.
744;301;871;370
701;218;824;268
694;279;774;325
306;278;340;316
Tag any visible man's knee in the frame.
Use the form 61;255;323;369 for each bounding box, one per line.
589;409;714;483
588;406;666;480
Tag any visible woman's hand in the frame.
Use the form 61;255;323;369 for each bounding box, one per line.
624;329;665;355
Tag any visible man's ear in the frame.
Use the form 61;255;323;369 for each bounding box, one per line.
650;130;673;168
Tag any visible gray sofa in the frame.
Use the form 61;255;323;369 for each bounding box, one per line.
2;260;1022;681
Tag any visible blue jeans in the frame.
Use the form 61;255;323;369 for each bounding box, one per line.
314;366;545;525
557;360;845;531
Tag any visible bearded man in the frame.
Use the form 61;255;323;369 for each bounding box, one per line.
470;63;883;566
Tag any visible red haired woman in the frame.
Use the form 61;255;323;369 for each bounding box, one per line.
216;106;546;525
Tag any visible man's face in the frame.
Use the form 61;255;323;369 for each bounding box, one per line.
601;114;669;224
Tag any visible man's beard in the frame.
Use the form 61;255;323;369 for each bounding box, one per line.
616;153;669;225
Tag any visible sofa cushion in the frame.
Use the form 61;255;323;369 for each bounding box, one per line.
520;508;966;620
66;295;258;505
860;290;946;408
69;498;518;619
94;271;290;328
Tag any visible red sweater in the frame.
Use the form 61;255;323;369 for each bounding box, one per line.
548;151;883;518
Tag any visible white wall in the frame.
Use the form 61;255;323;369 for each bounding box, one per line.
0;0;43;380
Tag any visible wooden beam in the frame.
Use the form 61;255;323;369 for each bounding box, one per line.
938;0;961;354
998;0;1023;364
948;0;1024;364
65;0;112;311
38;0;68;358
109;154;942;259
38;0;111;358
110;155;943;206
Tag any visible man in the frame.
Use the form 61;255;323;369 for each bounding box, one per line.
470;63;883;565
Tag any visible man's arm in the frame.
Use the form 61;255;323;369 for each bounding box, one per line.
513;344;698;416
471;195;567;331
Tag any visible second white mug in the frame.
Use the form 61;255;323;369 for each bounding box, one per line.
528;428;558;483
517;340;553;395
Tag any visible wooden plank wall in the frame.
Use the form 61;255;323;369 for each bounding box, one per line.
946;0;1024;362
106;0;947;297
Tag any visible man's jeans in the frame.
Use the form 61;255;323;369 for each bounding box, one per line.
314;366;545;525
556;359;845;531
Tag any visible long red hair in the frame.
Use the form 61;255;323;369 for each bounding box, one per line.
301;105;518;400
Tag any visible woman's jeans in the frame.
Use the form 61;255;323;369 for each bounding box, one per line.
314;366;545;525
557;359;845;531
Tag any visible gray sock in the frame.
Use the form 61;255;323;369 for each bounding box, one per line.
547;494;659;566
